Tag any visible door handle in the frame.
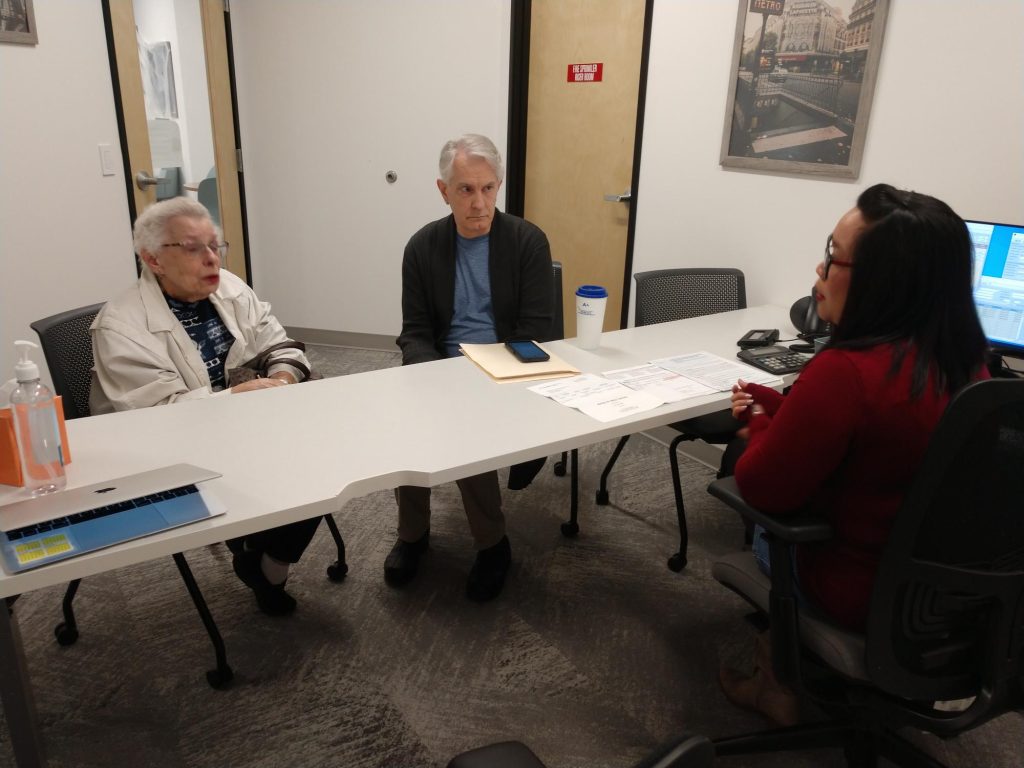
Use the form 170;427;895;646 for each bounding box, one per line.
603;187;632;203
135;171;161;190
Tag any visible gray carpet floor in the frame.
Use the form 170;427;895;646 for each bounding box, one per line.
1;344;1020;767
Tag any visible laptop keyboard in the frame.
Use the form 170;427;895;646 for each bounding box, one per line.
4;484;200;540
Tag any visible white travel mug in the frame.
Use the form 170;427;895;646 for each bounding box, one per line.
575;285;608;350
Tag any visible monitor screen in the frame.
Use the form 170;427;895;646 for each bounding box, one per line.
967;219;1024;358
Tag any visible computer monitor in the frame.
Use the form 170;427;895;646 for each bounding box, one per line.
967;219;1024;359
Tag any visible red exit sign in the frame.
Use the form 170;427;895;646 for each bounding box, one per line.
567;63;603;83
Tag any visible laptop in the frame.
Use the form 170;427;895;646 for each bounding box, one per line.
0;464;226;574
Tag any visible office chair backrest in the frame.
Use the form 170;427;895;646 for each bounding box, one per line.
866;378;1024;731
29;303;105;420
633;268;746;327
543;260;565;342
197;177;220;226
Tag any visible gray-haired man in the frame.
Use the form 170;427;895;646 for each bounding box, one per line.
386;134;553;601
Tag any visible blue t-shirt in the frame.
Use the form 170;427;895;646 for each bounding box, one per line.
165;295;233;390
444;233;497;357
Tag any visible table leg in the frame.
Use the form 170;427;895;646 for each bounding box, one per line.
0;597;47;767
560;449;580;537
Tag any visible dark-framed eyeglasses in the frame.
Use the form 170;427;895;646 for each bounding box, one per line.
823;234;853;279
161;241;229;258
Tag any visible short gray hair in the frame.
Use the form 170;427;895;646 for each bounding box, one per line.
438;134;504;185
133;198;218;263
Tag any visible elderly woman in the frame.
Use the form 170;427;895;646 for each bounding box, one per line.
90;197;319;616
720;184;989;724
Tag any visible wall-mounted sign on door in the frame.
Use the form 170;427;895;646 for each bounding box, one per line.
567;63;603;83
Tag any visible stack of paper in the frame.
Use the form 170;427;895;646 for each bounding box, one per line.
459;342;579;383
529;374;664;422
528;351;782;423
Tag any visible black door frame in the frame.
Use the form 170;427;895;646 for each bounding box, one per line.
505;0;655;328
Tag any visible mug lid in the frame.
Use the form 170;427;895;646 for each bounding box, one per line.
576;285;608;298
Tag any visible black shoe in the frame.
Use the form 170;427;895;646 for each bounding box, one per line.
232;551;297;616
466;536;511;602
383;532;429;587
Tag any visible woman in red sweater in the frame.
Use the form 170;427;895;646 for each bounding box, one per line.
720;183;988;725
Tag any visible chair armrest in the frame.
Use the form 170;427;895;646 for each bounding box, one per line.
708;476;834;686
707;477;833;543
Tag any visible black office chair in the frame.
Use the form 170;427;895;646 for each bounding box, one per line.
597;268;746;570
31;303;235;686
30;304;349;686
447;733;714;768
706;378;1024;767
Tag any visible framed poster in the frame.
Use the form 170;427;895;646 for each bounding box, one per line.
0;0;37;45
720;0;889;179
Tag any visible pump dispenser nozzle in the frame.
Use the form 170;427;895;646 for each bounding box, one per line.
14;340;40;383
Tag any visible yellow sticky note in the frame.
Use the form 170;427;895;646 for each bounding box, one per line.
14;540;46;564
13;534;74;565
41;534;74;556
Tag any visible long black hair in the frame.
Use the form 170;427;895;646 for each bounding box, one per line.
829;183;987;397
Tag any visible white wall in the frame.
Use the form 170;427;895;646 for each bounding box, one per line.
6;0;1021;388
0;0;134;389
631;0;1024;321
229;0;511;338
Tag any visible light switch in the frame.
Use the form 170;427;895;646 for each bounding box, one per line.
98;143;119;177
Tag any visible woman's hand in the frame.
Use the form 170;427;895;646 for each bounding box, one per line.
267;371;297;385
731;379;755;419
231;377;288;394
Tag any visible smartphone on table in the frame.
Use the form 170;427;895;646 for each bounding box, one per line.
505;340;550;363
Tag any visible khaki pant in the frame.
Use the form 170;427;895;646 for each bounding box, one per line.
396;470;504;550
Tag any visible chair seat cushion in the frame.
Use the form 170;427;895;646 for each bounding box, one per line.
671;410;741;445
712;552;868;681
447;741;547;768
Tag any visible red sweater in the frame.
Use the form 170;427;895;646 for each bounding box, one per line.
734;344;968;631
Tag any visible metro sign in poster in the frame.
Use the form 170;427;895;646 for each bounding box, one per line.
749;0;784;14
567;63;603;83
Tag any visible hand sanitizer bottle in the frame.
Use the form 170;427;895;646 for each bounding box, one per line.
10;340;66;495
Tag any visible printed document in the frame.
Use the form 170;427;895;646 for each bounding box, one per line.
652;351;779;391
602;364;717;403
529;374;663;422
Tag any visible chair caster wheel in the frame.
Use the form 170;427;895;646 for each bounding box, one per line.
327;562;349;582
206;666;234;689
553;461;566;477
596;489;610;505
560;521;579;537
54;623;78;646
667;553;687;572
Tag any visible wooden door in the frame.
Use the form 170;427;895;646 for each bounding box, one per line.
524;0;647;335
107;0;248;280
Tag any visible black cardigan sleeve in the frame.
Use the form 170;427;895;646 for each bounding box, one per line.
397;219;449;365
509;222;554;342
